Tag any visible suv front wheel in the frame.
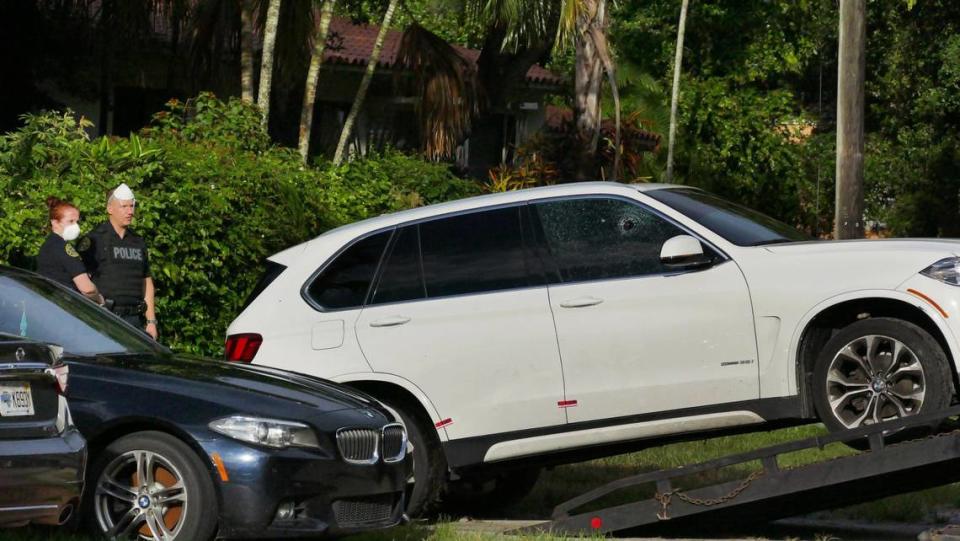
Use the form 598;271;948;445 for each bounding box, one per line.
813;317;953;435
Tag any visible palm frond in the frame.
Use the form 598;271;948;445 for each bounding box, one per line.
555;0;584;51
469;0;557;51
396;23;481;160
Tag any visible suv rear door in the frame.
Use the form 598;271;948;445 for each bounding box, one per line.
355;205;567;440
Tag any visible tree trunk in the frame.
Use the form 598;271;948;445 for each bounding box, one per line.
665;0;689;183
834;0;866;239
574;28;602;155
573;0;620;180
333;0;399;165
98;0;115;135
165;0;185;90
298;0;336;164
257;0;282;129
240;0;255;103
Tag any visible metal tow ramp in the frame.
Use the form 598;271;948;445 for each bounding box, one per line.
512;404;960;537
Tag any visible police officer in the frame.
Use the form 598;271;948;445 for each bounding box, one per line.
37;196;105;304
80;184;158;339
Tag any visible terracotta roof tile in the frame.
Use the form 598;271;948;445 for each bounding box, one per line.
323;17;563;86
544;105;662;148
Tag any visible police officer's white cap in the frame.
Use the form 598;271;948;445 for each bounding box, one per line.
111;183;135;201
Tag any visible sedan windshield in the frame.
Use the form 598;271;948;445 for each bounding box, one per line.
647;188;813;246
0;271;167;356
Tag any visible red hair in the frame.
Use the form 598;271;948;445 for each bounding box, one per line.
46;196;77;222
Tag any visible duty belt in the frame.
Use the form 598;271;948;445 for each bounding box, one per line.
111;302;147;316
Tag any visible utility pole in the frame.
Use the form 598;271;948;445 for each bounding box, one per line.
665;0;690;184
834;0;866;239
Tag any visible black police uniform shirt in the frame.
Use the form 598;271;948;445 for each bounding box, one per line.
37;233;86;290
79;222;151;306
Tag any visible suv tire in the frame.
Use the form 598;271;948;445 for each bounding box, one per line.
813;317;953;438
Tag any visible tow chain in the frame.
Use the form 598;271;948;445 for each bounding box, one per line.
654;469;765;520
652;425;960;521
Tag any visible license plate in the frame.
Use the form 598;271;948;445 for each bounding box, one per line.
0;383;34;417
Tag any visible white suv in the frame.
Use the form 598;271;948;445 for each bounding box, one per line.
227;182;960;513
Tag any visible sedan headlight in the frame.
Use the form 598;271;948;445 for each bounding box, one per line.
921;257;960;286
209;416;321;449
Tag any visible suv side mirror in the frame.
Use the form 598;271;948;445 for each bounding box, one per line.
660;235;713;269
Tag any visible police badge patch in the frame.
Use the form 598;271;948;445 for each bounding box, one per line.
77;236;91;252
65;244;80;258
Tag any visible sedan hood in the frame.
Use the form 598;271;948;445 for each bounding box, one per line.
69;352;379;414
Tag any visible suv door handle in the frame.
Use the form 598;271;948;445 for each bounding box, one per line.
559;296;604;308
369;316;412;328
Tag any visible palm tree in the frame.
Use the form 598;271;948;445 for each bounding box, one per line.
395;0;620;176
665;0;689;183
298;0;336;163
333;0;401;165
559;0;621;179
257;0;282;129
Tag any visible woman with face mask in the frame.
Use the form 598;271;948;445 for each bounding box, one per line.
37;196;104;304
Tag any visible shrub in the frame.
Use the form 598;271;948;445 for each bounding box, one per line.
0;95;478;356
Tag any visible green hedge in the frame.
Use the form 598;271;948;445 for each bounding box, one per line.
0;94;479;356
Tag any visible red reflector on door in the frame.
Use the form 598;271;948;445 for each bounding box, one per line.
558;400;578;408
435;418;453;429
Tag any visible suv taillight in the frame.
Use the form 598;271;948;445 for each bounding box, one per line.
45;364;69;394
225;333;263;363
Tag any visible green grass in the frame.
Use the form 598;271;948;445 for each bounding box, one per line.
10;423;960;540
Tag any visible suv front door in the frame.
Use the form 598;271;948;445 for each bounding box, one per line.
531;196;759;424
355;206;566;440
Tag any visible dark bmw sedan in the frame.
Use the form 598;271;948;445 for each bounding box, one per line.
0;338;85;529
0;267;408;540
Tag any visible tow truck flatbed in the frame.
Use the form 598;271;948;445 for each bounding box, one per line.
514;405;960;537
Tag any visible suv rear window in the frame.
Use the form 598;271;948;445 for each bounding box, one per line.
370;226;426;305
242;260;287;311
419;206;529;298
306;231;392;310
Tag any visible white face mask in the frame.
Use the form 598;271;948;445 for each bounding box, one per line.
62;223;80;242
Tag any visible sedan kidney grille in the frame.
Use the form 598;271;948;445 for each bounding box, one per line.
336;428;379;464
381;424;407;463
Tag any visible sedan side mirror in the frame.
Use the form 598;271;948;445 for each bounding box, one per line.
660;235;713;269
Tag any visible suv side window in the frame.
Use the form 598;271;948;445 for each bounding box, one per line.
306;230;391;310
532;197;688;282
370;226;426;305
419;206;530;298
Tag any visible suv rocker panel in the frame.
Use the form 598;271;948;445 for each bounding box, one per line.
442;396;806;469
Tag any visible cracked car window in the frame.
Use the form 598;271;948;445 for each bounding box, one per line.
534;198;685;282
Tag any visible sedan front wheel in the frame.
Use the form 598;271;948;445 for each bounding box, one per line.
88;431;218;541
813;317;953;436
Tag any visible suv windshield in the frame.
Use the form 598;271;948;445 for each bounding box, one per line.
0;271;167;356
647;188;813;246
